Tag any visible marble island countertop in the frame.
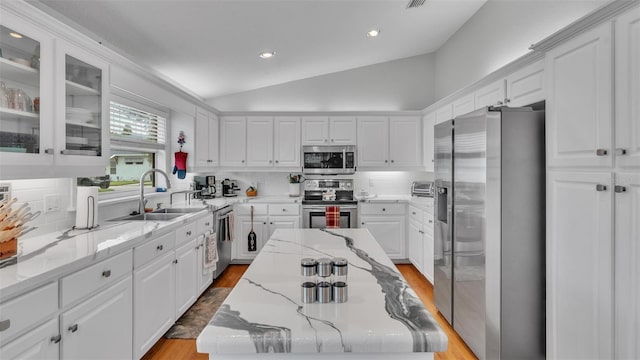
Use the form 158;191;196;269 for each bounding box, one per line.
197;228;447;359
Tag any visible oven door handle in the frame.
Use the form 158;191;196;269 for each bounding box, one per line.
302;205;358;210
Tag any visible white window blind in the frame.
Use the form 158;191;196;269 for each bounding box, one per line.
110;102;166;149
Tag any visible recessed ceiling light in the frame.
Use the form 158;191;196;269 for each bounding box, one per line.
366;29;380;38
259;51;276;59
9;32;23;39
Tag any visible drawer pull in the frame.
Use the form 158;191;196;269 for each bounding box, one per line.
0;319;10;332
596;184;607;192
102;270;111;278
382;208;386;212
282;208;286;212
68;324;78;333
50;334;62;344
428;220;433;223
173;259;179;264
157;245;164;251
412;211;416;215
616;148;628;156
596;149;608;156
615;185;627;193
205;222;210;226
186;230;192;236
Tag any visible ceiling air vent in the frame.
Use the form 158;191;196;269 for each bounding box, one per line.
406;0;426;9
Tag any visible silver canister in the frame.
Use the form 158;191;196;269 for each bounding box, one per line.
316;258;334;303
317;281;332;303
332;258;348;303
317;258;333;278
301;258;318;303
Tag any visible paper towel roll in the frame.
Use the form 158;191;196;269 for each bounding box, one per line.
76;186;99;229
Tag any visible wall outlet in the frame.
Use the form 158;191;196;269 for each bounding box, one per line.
44;194;61;212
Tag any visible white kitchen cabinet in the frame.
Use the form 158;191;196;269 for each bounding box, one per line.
235;215;268;260
505;59;545;107
357;116;388;167
0;15;55;179
452;93;475;118
422;213;434;283
61;276;132;360
474;79;506;109
615;7;640;169
615;172;640;359
408;220;423;273
389;116;422;167
220;116;247;166
194;109;219;167
547;171;613;360
133;251;175;359
246;116;274;167
358;116;421;168
360;203;406;259
273;116;301;167
423;112;435;171
196;215;215;294
54;39;110;176
0;319;59;360
268;216;300;238
435;104;453;124
302;116;356;145
175;239;198;317
546;22;613;169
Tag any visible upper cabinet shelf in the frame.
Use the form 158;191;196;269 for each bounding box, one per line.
65;80;100;96
0;57;39;86
0;107;39;121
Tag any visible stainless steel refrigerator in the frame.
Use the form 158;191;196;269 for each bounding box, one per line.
433;107;545;360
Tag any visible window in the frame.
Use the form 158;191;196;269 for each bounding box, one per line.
77;97;168;194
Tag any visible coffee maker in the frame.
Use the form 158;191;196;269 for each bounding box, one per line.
193;175;217;198
222;178;239;197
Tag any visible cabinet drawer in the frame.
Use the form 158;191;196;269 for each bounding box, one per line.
360;203;405;215
0;282;58;346
423;213;434;235
175;222;197;246
197;215;214;234
268;204;299;216
134;231;175;268
408;206;424;223
61;250;132;308
235;203;268;216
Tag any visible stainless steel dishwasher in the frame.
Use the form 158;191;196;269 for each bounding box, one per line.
213;205;233;279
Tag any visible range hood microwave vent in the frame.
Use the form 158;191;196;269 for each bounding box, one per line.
406;0;426;9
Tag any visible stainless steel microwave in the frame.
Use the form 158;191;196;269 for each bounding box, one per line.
302;145;356;175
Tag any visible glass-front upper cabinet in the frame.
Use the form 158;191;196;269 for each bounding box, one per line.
0;16;55;178
55;40;109;174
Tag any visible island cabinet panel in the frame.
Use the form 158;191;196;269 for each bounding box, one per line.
615;172;640;359
235;216;268;260
545;21;613;169
615;7;640;169
134;251;176;359
0;319;59;360
422;213;434;283
360;215;406;259
0;282;57;346
61;276;132;360
175;239;198;317
547;171;613;360
408;220;424;273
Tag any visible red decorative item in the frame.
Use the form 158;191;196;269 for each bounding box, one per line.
325;206;340;229
173;151;188;179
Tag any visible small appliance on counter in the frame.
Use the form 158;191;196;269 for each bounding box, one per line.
411;181;434;198
222;179;240;197
194;175;217;199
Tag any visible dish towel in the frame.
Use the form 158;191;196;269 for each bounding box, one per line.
204;231;218;272
224;213;234;241
172;151;188;179
325;206;340;229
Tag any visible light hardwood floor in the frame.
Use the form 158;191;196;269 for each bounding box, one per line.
142;264;477;360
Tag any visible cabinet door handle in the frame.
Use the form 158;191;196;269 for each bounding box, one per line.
173;259;178;264
324;139;328;143
505;98;511;103
50;334;62;344
361;222;365;225
596;184;607;191
205;222;210;226
241;160;245;163
282;208;286;212
68;324;78;333
45;148;54;155
270;222;273;225
497;100;503;105
412;211;416;215
186;231;192;236
331;139;335;142
157;244;164;251
385;160;388;163
382;208;386;212
391;160;394;163
275;160;279;164
596;149;608;156
269;160;273;164
616;148;628;156
102;270;111;278
0;319;10;332
428;220;433;223
263;222;267;225
615;185;627;193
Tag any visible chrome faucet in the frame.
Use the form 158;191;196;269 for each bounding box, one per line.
139;169;172;218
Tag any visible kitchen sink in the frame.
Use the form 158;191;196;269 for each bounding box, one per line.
109;213;186;221
152;208;205;214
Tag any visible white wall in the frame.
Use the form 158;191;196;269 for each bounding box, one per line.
209;53;436;112
433;0;609;100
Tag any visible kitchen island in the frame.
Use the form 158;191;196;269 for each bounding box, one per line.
197;228;447;359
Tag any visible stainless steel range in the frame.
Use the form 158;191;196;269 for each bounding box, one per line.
301;179;357;229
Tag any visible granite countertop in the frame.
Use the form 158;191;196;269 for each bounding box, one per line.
197;228;448;356
0;199;232;302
